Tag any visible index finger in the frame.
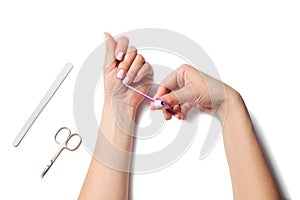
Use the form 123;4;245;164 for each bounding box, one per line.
154;70;178;98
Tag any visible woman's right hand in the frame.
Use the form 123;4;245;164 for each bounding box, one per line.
151;64;236;121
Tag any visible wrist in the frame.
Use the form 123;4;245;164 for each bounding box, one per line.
93;101;135;171
219;86;254;142
100;100;137;144
102;100;137;120
217;85;245;124
96;102;136;154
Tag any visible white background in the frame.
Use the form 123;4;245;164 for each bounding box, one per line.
0;0;299;199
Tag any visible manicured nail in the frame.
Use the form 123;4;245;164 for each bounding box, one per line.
154;100;164;109
133;76;138;83
122;75;130;85
116;51;124;60
117;69;125;79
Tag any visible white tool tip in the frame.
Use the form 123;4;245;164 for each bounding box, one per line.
154;100;164;109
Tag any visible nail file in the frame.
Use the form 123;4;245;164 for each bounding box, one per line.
12;63;73;147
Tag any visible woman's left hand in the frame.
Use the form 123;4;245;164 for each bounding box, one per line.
102;32;153;112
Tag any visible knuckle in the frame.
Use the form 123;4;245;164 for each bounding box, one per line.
143;62;150;70
135;54;144;63
145;61;151;67
118;60;129;69
179;64;187;69
127;46;137;54
143;62;154;74
119;63;130;71
177;64;190;72
117;36;129;44
182;64;190;68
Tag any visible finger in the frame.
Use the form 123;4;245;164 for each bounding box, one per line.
178;103;193;120
122;54;145;85
115;36;129;61
150;70;178;110
162;108;173;120
132;62;153;83
157;85;195;108
103;32;117;70
153;82;198;110
151;88;181;110
116;46;137;79
154;70;178;97
172;105;182;119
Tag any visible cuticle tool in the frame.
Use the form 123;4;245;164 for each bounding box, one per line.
124;84;155;102
124;83;174;115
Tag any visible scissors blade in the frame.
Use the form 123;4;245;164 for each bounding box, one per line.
41;145;64;178
41;160;54;178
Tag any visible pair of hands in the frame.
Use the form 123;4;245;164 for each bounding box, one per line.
103;33;227;121
81;33;280;200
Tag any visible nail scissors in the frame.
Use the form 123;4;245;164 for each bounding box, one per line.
41;127;82;178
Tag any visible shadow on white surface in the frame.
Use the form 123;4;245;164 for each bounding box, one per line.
128;113;292;199
251;114;291;200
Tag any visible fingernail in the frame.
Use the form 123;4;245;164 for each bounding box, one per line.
117;69;125;79
175;114;179;119
154;100;164;109
116;51;124;60
122;75;130;85
133;76;138;83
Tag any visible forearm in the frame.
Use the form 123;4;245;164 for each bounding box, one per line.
78;103;135;200
221;87;279;200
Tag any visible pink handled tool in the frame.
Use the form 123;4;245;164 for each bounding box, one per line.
124;84;174;115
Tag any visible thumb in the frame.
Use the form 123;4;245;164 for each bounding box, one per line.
103;32;117;70
157;92;179;108
155;86;195;109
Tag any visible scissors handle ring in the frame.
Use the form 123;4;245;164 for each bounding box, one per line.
65;133;82;151
54;127;71;144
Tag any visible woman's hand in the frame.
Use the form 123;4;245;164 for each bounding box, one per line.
103;32;153;112
151;64;228;121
